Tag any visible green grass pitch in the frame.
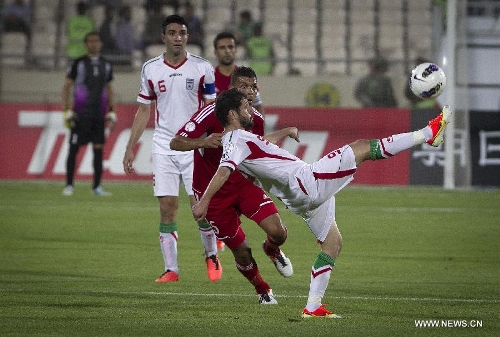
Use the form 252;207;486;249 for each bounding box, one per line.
1;181;499;336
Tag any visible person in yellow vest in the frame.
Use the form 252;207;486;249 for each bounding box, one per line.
246;23;275;75
66;1;95;60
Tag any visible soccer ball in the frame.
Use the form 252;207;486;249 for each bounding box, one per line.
409;62;446;99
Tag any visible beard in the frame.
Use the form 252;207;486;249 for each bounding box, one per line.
240;115;254;130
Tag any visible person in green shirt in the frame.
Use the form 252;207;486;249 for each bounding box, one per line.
246;23;275;76
66;1;94;60
354;56;397;107
236;10;255;47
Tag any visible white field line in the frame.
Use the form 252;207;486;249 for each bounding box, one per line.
1;288;497;303
92;290;500;304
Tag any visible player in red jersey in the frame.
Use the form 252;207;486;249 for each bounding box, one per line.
193;88;452;318
171;67;293;304
213;31;264;116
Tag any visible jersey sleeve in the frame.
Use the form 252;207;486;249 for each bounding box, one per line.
202;63;216;101
220;130;251;171
176;104;216;138
137;65;154;105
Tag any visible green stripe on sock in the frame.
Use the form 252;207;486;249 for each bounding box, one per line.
159;222;177;233
369;139;384;160
313;252;335;269
197;220;211;229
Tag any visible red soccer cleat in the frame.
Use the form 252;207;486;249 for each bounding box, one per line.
302;304;342;318
427;105;452;147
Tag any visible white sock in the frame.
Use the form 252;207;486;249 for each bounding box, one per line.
305;257;333;312
159;231;178;273
418;125;433;143
199;226;217;257
378;132;416;158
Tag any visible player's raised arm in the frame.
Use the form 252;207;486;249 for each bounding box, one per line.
264;127;300;145
170;133;222;151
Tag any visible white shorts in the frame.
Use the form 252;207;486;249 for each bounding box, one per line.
152;152;194;197
300;145;357;242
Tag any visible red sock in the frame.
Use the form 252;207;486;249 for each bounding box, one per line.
235;259;269;294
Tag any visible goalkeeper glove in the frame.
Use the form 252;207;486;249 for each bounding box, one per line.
105;110;117;130
63;109;76;129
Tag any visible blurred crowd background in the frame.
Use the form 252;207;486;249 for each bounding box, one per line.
1;0;499;108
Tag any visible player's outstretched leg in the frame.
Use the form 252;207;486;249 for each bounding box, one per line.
364;105;453;163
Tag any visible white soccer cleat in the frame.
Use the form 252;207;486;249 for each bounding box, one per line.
93;186;112;196
258;289;278;305
263;241;293;278
62;185;74;196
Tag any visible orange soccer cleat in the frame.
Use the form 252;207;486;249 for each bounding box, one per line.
205;254;222;282
155;270;179;283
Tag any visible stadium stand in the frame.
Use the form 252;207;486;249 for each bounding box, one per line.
1;0;498;77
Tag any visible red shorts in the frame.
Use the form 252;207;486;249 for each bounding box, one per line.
194;182;278;249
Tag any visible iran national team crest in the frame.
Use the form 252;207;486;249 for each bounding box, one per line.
186;78;194;90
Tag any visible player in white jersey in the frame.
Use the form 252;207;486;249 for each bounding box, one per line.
193;88;452;318
122;15;221;283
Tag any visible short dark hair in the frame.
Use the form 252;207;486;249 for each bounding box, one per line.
213;31;236;49
230;66;257;85
240;10;252;20
77;1;88;15
215;88;247;126
84;31;101;43
162;15;188;34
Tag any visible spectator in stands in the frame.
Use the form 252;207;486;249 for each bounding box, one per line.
184;1;204;55
145;0;180;14
405;57;440;111
142;4;165;49
246;23;275;76
235;10;256;47
115;5;135;65
1;0;31;42
354;56;397;107
66;1;95;60
99;5;118;56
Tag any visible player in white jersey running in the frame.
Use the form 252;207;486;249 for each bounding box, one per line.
192;88;452;318
122;15;221;283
